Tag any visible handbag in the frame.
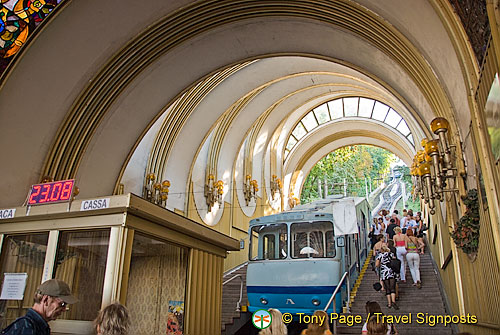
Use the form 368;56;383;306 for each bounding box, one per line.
389;258;401;273
373;282;382;291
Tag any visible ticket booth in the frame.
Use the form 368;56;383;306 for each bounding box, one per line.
0;193;239;335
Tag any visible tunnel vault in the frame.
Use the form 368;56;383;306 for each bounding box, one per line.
1;1;500;333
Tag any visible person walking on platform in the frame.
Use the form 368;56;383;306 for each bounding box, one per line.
406;229;423;289
392;227;407;282
375;246;399;310
414;214;426;254
370;218;384;249
385;219;398;241
1;279;78;335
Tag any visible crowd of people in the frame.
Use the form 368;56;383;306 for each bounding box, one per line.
370;208;427;310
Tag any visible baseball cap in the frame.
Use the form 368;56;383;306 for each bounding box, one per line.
37;279;78;304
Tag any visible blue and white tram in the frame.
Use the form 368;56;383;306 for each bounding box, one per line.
246;196;371;314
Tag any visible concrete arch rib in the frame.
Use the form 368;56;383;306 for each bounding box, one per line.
189;70;419;220
160;57;389;211
160;56;420;214
282;119;415;206
119;57;388;212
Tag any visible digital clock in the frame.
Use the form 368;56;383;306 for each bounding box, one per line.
28;179;75;205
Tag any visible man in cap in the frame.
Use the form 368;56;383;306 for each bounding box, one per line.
2;279;77;334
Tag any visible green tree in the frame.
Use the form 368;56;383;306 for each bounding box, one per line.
300;145;395;203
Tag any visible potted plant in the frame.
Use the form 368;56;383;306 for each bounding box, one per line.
450;189;480;260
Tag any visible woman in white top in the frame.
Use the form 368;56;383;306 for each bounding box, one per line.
402;214;417;233
370;218;385;249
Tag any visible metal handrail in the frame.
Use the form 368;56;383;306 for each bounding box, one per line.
323;271;350;313
223;274;244;312
324;271;350;335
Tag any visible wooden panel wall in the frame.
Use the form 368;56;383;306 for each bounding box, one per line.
475;35;497;111
456;201;500;334
185;249;224;335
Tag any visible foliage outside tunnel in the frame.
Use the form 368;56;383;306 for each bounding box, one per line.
300;145;395;204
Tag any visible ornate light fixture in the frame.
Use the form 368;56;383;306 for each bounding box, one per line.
143;173;170;206
411;117;463;215
243;175;258;205
288;192;300;209
205;174;224;211
270;174;283;200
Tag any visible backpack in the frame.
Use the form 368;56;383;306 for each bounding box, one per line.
389;257;401;273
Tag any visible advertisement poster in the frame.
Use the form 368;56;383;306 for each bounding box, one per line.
166;300;184;335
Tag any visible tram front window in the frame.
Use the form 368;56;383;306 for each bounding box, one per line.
249;223;288;260
291;221;335;258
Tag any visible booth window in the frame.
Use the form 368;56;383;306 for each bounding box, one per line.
0;233;49;328
53;229;110;321
126;233;188;335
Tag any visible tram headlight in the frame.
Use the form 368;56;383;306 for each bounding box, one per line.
312;298;321;306
260;297;268;305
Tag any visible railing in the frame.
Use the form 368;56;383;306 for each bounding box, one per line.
222;274;244;312
324;271;350;335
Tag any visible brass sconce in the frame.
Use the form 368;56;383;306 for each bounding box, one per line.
288;192;300;209
244;175;259;205
411;117;462;215
270;174;283;200
143;173;170;206
205;174;224;211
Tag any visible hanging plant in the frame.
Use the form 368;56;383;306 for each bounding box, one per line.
451;189;480;255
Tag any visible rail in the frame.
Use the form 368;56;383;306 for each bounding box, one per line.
324;271;350;335
222;274;244;312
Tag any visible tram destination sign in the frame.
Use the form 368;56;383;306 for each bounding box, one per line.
28;179;75;205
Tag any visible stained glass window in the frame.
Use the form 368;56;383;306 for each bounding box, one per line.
0;0;64;75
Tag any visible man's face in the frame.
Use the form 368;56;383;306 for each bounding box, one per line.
44;296;67;321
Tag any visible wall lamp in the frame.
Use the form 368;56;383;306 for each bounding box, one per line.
205;174;224;211
411;117;462;215
244;175;259;205
288;192;300;209
143;173;170;206
270;174;283;200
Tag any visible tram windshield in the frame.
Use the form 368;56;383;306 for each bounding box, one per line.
291;221;335;258
249;223;288;260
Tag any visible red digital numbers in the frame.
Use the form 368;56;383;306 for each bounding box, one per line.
28;185;42;204
60;181;73;200
39;184;50;203
49;182;62;201
28;180;75;205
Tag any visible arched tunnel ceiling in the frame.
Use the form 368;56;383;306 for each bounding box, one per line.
0;0;476;209
121;56;424;213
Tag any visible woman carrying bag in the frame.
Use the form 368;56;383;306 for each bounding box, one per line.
375;245;399;310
